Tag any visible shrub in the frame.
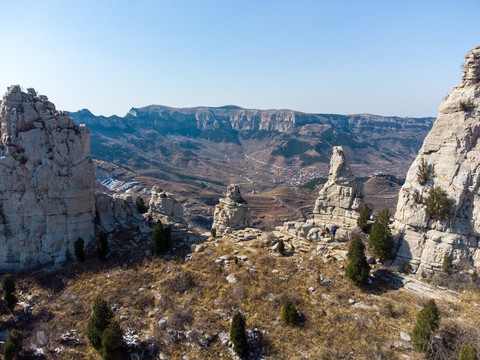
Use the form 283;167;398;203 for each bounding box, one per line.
277;239;285;256
74;237;85;262
413;189;421;204
442;253;452;274
412;299;440;352
230;311;248;357
153;221;170;255
386;302;395;317
459;345;478;360
425;186;454;220
368;207;394;261
404;261;412;274
346;236;370;286
282;299;299;326
459;99;475;112
211;227;217;238
472;271;478;283
87;297;114;350
234;256;238;264
417;157;433;185
135;196;148;214
2;273;17;312
357;204;371;232
97;232;109;262
99;321;123;360
3;329;22;360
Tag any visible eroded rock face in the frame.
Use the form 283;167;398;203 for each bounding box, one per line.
96;192;147;233
393;45;480;274
148;186;184;223
0;86;95;270
313;146;364;226
212;184;252;234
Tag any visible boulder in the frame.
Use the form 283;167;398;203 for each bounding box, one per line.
148;186;184;223
212;184;252;234
0;86;95;270
393;45;480;274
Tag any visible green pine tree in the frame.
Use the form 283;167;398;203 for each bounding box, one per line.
230;311;248;358
2;274;17;312
282;299;299;326
277;239;285;256
97;232;109;262
425;186;454;220
74;237;85;262
100;320;123;360
153;221;170;255
345;236;370;286
87;297;114;350
357;204;371;232
412;299;440;352
3;329;22;360
368;207;394;261
459;345;478;360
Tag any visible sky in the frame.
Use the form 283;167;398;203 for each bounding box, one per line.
0;0;479;118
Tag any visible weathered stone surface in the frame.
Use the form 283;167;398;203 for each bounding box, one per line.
0;86;95;270
212;184;252;234
393;45;480;274
148;186;184;223
96;192;147;233
313;146;364;226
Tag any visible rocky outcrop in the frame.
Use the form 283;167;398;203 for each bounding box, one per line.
212;184;252;234
313;146;364;227
0;86;95;270
96;192;148;233
148;186;184;224
393;45;480;274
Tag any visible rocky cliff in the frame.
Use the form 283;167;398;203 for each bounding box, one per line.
313;146;364;228
393;45;480;274
0;86;96;270
212;184;252;234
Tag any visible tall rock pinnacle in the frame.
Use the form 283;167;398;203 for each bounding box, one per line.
393;45;480;274
212;184;252;234
0;86;96;270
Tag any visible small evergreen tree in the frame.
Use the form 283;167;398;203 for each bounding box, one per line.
165;224;172;246
3;329;22;360
87;297;114;350
425;186;454;220
346;236;371;286
153;221;170;255
412;299;440;352
442;253;452;274
277;239;285;256
135;196;148;214
97;232;109;262
459;345;478;360
211;227;217;238
100;320;123;360
282;299;299;326
74;237;85;262
368;207;394;261
417;157;433;185
357;204;371;232
230;311;248;358
2;273;17;312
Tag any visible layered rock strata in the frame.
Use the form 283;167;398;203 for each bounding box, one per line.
313;146;364;228
212;184;252;234
0;86;95;270
393;45;480;274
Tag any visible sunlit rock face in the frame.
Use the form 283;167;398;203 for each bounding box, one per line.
393;45;480;274
0;86;96;270
212;184;252;234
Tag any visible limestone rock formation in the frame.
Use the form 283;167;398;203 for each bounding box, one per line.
313;146;364;228
212;184;252;234
148;186;184;224
393;45;480;274
96;192;148;233
0;86;95;270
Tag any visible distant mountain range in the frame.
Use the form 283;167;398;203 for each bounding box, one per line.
71;105;435;192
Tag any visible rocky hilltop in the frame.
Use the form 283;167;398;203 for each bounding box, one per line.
393;45;480;274
0;86;96;270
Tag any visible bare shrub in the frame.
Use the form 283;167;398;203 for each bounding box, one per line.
167;271;195;294
169;309;193;330
427;322;480;360
135;292;155;311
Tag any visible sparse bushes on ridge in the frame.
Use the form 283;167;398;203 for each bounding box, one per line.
97;232;109;262
368;207;394;261
357;204;371;232
74;237;85;262
282;299;299;326
346;235;370;286
2;273;17;312
230;311;248;357
417;157;433;185
425;186;454;220
412;299;440;352
3;329;22;360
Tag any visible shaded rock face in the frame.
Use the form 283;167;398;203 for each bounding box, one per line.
313;146;364;226
0;86;95;270
96;193;147;233
212;184;252;234
148;186;184;224
393;45;480;274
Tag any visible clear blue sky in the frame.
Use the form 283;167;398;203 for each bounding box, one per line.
0;0;478;117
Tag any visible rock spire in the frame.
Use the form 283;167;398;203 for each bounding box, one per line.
212;184;252;234
393;45;480;274
0;85;96;270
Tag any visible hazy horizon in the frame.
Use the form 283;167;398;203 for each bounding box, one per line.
1;0;479;118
